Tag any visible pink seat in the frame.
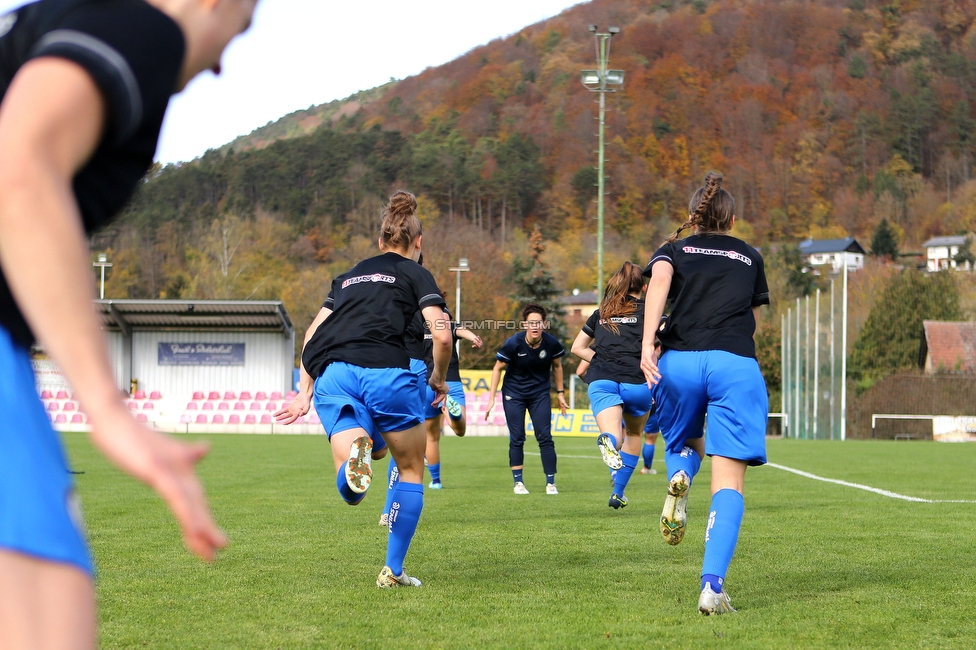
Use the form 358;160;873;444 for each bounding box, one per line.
63;402;77;412
223;391;236;400
212;414;224;424
55;414;67;423
192;391;205;400
47;402;59;412
254;391;268;401
40;390;53;399
71;413;84;424
195;414;208;424
217;402;229;411
249;402;261;411
135;413;148;423
265;402;278;411
244;414;256;424
207;391;219;400
56;390;69;399
285;390;298;400
134;390;147;400
149;391;162;400
294;416;306;424
186;402;198;410
234;402;246;411
142;401;154;410
492;415;506;426
202;402;214;411
308;412;321;425
126;401;138;411
270;391;283;400
228;414;241;424
260;414;272;424
180;414;191;424
239;391;253;400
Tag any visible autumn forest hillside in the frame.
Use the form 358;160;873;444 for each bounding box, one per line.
105;0;976;378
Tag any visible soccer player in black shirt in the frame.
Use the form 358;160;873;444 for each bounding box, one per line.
640;172;770;615
571;262;652;509
486;303;568;495
276;191;452;588
0;1;254;646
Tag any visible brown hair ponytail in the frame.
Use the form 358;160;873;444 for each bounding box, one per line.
665;172;735;243
599;261;645;334
380;191;422;250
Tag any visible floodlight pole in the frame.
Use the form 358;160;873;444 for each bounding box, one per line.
448;258;470;358
841;261;849;441
93;253;112;300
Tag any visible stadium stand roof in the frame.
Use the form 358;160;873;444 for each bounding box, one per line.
95;300;294;336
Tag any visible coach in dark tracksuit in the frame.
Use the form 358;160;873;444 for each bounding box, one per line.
487;303;569;495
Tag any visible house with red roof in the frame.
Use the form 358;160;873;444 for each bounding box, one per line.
919;321;976;374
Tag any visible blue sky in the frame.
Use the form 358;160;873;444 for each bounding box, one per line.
0;0;585;163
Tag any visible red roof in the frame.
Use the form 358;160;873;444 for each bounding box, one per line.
923;321;976;373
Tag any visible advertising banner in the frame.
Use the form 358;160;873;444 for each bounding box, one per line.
527;409;601;438
933;416;976;442
158;343;245;366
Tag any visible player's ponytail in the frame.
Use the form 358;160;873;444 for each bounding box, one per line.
380;190;422;251
599;261;644;335
665;172;734;243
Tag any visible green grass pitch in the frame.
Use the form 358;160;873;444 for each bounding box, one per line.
63;434;976;648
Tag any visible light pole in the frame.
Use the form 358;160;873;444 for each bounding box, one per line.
448;258;470;356
93;253;112;300
582;24;624;299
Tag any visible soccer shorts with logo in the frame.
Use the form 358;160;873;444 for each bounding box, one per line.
587;379;653;417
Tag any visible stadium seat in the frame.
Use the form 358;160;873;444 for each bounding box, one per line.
71;414;84;424
239;391;253;400
217;402;229;411
294;416;306;424
254;391;268;400
186;402;198;410
265;402;278;411
202;402;214;411
55;414;67;424
40;390;53;399
208;391;220;400
234;402;246;410
285;390;298;400
308;412;321;425
244;414;257;424
47;402;59;412
134;390;147;400
249;402;261;411
212;414;224;424
492;415;506;426
192;391;205;400
195;414;208;424
179;414;190;424
270;391;283;400
63;402;76;412
228;414;241;424
126;401;138;411
135;413;148;423
56;390;69;399
149;391;162;400
222;391;235;400
260;414;272;424
142;401;154;410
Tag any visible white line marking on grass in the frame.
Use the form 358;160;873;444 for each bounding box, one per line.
767;463;976;504
526;452;601;460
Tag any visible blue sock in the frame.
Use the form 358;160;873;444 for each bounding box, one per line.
546;473;556;485
665;446;702;485
386;482;424;575
382;459;399;516
428;462;441;484
336;462;363;505
613;452;639;497
701;489;745;594
513;469;523;485
642;443;655;469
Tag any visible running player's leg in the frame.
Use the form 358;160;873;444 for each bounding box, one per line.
425;411;443;488
613;411;649;504
445;381;467;437
380;424;427;582
590;380;623;470
0;552;95;650
329;427;373;506
656;352;707;485
527;392;557;492
502;395;529;491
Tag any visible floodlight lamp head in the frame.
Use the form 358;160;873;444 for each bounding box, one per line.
587;24;597;33
459;258;469;269
608;26;621;34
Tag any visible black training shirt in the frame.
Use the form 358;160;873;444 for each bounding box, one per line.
424;309;461;382
644;234;769;359
405;310;426;361
0;0;185;349
497;331;564;397
303;252;445;377
581;296;646;384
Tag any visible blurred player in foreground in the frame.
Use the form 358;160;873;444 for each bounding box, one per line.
0;0;257;647
641;172;769;615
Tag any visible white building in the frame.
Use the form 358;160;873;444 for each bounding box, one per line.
798;237;865;273
923;235;972;272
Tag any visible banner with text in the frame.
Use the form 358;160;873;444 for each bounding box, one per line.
158;343;245;366
933;416;976;442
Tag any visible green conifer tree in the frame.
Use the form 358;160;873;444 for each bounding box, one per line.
870;219;899;259
510;226;567;342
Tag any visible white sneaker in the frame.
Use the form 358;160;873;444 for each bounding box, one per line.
640;467;657;475
345;436;373;494
546;483;558;495
376;566;422;588
514;481;530;495
660;470;690;545
378;513;389;527
596;433;623;470
698;584;736;615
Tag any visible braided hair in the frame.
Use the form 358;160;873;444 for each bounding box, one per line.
380;190;422;250
665;172;735;243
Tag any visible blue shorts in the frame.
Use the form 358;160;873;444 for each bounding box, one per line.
0;327;92;574
656;350;768;465
644;384;662;434
313;362;423;443
410;358;427;409
588;380;653;417
423;380;466;419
